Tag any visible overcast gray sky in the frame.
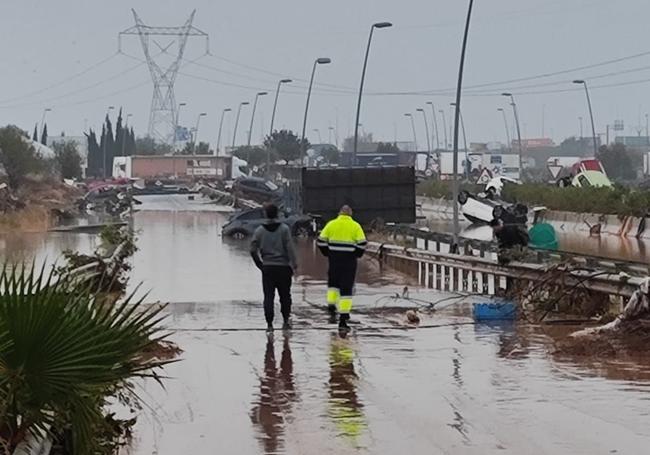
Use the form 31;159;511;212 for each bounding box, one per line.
1;0;648;148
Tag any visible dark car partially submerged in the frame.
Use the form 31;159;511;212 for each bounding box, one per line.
222;207;315;239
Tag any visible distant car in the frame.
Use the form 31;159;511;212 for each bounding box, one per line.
571;170;613;188
485;176;521;198
458;186;527;225
232;177;283;203
222;207;315;239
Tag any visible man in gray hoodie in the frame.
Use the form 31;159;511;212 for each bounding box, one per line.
250;203;298;332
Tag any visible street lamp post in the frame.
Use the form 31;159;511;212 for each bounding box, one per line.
40;108;52;135
353;21;393;165
573;80;598;156
404;114;418;152
193;113;208;154
426;102;440;150
450;0;476;247
497;108;512;152
416;108;432;155
269;79;292;136
267;79;292;173
328;126;335;145
174;102;187;151
301;58;331;165
247;92;268;166
451;103;469;179
248;92;268;147
439;110;449;151
232;101;250;149
216;108;232;157
502;93;523;175
102;106;115;179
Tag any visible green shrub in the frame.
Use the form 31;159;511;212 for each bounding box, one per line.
502;184;650;217
418;179;650;217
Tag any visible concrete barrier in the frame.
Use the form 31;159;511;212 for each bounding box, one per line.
418;196;650;239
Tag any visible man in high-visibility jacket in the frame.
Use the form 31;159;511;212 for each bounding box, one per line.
317;205;367;330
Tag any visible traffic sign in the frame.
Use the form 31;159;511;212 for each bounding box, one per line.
548;164;563;179
476;168;492;184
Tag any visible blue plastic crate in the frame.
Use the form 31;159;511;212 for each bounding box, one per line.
472;301;517;321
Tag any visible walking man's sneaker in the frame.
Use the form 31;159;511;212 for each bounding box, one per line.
282;319;292;331
266;323;274;334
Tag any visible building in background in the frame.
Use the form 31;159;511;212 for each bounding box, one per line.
112;155;232;180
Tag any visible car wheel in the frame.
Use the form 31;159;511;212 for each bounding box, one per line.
229;228;249;240
458;190;469;205
293;223;312;238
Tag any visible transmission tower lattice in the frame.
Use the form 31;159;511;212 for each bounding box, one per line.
119;9;208;144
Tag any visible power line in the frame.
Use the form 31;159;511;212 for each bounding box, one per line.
0;52;121;104
0;61;147;109
206;53;357;92
202;48;650;98
461;63;650;94
56;80;151;109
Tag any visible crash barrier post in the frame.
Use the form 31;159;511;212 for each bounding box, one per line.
383;224;649;278
367;242;641;299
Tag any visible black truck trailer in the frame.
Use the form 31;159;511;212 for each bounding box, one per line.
301;166;416;226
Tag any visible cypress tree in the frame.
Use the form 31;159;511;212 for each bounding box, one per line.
40;123;48;145
104;115;115;175
99;125;106;178
85;129;101;178
32;124;38;142
115;109;124;156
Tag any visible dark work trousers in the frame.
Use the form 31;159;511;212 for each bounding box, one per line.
262;265;293;324
327;255;358;298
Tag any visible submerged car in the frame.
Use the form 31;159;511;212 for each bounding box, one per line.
222;207;315;239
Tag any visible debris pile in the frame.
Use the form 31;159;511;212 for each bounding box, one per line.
199;183;260;209
78;185;142;218
0;179;82;232
514;261;613;322
556;278;650;358
58;224;138;299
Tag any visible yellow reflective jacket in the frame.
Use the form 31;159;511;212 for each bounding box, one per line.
317;214;367;258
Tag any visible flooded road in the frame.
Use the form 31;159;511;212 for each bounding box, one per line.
2;195;650;454
428;221;650;263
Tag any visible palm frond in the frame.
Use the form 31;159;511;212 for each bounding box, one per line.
0;262;169;453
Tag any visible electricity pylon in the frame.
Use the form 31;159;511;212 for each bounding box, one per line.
119;9;208;144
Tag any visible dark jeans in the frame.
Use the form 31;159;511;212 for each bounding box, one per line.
262;265;293;324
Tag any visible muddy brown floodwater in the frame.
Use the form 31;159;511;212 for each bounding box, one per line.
1;195;650;454
428;221;650;263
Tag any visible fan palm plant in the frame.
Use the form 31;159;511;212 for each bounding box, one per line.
0;263;169;454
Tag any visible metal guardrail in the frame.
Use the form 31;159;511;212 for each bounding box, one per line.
382;224;650;277
367;242;641;298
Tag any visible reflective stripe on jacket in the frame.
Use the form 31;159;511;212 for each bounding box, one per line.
317;214;367;258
